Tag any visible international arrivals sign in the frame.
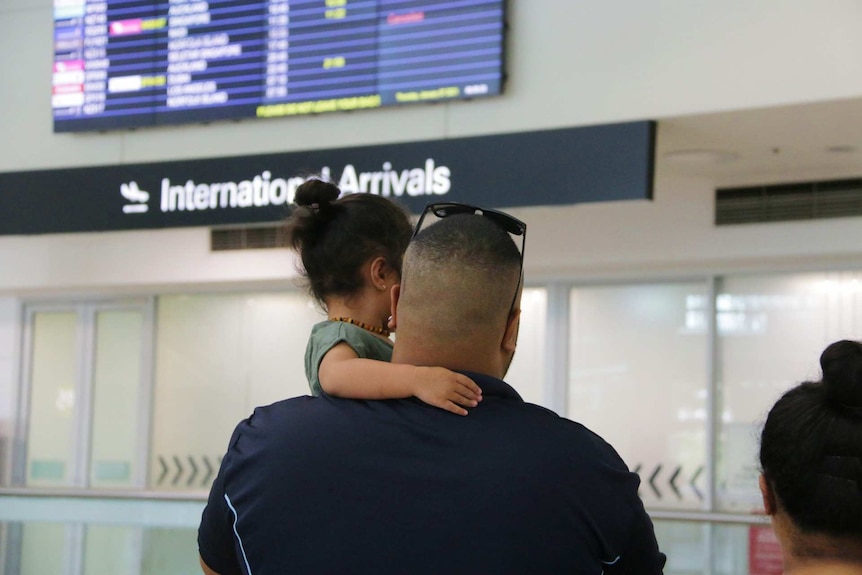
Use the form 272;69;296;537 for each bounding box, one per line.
0;121;654;235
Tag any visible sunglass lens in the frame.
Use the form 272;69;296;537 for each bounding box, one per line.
485;213;524;236
432;204;472;218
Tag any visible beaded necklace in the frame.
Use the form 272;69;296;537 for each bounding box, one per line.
329;316;391;337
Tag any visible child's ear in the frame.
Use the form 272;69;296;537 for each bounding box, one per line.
369;256;389;291
759;474;776;515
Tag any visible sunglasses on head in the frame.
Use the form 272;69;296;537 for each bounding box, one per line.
412;202;527;242
412;202;527;317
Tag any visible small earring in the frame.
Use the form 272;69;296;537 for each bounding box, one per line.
379;284;386;291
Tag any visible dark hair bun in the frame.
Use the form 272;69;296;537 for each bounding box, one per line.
820;339;862;410
294;179;340;211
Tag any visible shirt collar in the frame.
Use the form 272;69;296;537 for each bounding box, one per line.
457;371;524;402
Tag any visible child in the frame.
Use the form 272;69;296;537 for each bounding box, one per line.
284;179;482;415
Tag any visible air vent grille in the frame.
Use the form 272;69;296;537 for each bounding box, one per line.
211;225;288;251
716;178;862;225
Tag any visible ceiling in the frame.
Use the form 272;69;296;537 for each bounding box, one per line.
655;96;862;188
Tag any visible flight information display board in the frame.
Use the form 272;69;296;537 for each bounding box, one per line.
52;0;506;132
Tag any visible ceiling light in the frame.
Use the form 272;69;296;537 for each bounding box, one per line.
826;145;857;154
662;149;739;165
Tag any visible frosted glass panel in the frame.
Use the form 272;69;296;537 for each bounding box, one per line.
141;528;200;575
3;522;200;575
83;525;139;575
243;293;331;407
505;288;547;407
26;312;78;487
90;311;144;488
652;522;770;575
717;271;862;511
150;292;321;490
653;521;708;575
19;523;68;575
0;298;17;487
568;283;708;510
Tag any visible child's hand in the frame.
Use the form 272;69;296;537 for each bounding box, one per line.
411;367;482;416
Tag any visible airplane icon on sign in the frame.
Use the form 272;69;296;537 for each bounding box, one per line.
121;181;149;213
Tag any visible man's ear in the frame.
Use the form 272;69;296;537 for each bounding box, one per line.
502;308;520;354
759;474;776;515
388;284;401;332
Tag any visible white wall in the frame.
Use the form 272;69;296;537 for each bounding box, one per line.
2;1;862;293
0;227;298;295
524;171;862;281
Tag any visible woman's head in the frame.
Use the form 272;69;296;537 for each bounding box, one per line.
283;179;412;309
759;340;862;553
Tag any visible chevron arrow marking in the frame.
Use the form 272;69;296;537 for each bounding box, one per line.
668;466;682;499
187;455;199;486
648;464;663;499
157;455;168;486
172;455;184;486
690;465;704;501
202;455;214;486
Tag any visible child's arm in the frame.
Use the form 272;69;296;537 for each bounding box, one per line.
319;342;483;416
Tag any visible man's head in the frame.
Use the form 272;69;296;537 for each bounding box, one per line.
390;207;525;379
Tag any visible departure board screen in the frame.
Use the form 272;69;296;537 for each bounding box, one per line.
52;0;506;132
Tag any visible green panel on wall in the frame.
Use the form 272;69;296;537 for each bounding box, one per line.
30;460;65;480
93;461;131;482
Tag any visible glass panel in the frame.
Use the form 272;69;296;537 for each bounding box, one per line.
713;523;780;575
716;271;862;511
1;521;200;575
83;525;139;575
505;288;547;407
150;292;321;490
19;523;69;575
653;520;708;575
644;521;778;575
568;283;708;510
26;312;78;487
89;310;144;488
0;524;6;571
140;528;200;575
242;293;329;408
0;298;18;487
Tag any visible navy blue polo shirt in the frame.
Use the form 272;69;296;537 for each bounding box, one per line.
198;372;665;574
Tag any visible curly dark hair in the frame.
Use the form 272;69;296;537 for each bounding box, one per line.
283;179;413;309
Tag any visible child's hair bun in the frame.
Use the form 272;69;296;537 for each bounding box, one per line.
820;339;862;416
294;178;340;214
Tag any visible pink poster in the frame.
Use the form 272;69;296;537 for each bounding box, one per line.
749;525;783;575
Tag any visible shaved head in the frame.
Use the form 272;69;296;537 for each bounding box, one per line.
392;214;522;376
